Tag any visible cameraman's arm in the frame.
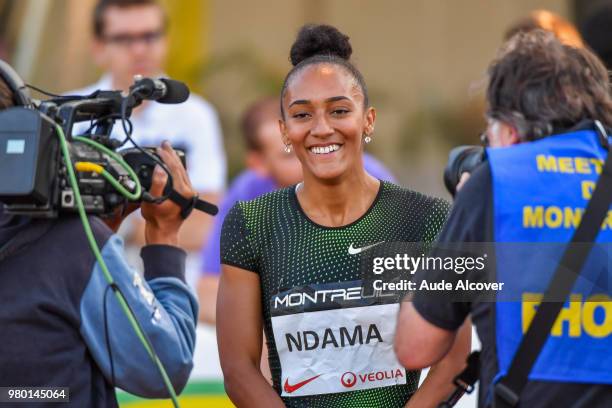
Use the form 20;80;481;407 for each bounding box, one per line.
80;142;202;397
79;234;197;397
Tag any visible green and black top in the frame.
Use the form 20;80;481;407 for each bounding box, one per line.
221;181;449;408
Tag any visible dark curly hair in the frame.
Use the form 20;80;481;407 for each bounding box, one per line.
487;29;612;141
280;24;369;117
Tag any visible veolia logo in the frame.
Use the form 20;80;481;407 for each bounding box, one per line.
341;372;357;388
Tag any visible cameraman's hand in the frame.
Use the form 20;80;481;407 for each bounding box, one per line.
103;202;140;233
141;141;196;247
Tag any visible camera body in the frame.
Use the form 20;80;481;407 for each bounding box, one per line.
443;145;485;196
0;78;188;218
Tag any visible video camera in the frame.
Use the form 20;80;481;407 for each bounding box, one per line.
0;60;217;218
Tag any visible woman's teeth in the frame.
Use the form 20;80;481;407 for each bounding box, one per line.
310;144;341;154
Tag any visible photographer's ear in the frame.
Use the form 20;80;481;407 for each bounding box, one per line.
91;39;104;67
487;120;520;147
502;124;520;146
91;38;109;70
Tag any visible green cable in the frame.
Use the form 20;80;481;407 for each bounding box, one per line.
57;125;180;407
73;136;142;201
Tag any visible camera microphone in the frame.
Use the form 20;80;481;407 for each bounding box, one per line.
131;77;190;104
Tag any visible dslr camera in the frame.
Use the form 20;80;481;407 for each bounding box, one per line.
443;145;485;196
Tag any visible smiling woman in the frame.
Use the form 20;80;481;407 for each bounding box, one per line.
279;24;374;187
216;24;471;408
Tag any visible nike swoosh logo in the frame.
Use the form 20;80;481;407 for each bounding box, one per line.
348;241;384;255
284;374;321;393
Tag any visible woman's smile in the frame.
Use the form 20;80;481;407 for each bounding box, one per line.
308;143;342;155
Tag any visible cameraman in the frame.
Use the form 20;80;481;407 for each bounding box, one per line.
395;30;612;407
0;79;198;406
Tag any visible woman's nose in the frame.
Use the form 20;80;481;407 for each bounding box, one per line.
310;115;334;137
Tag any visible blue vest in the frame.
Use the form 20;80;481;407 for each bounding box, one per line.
488;129;612;386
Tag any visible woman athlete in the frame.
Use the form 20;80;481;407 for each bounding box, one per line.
217;24;470;408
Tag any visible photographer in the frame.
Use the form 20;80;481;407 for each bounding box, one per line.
395;30;612;407
0;75;198;406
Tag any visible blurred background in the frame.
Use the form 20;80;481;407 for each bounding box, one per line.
0;0;608;406
1;0;605;198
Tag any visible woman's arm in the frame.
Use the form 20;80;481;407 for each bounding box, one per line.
260;338;273;385
403;319;472;408
217;264;284;407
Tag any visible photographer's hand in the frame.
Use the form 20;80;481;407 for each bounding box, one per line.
141;141;196;246
456;172;471;193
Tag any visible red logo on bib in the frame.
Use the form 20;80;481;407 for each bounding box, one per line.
341;371;357;388
284;374;321;393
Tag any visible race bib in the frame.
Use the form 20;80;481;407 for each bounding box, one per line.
270;281;406;397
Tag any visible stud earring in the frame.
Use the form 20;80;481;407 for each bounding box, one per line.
284;144;292;153
364;134;372;144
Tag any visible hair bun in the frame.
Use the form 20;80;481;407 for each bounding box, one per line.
290;24;353;66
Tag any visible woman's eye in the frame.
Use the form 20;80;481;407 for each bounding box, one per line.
331;109;350;115
292;112;310;119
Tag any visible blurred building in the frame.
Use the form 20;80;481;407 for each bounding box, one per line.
2;0;581;198
1;1;589;406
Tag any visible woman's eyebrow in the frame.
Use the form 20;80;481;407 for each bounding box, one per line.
325;96;350;103
288;96;350;108
288;99;310;108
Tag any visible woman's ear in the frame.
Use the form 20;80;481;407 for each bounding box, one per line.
365;107;376;136
279;119;290;146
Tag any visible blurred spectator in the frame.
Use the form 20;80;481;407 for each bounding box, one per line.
505;9;583;47
70;0;226;254
197;96;397;325
580;3;612;69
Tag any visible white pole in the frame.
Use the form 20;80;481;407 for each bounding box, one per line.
13;0;52;81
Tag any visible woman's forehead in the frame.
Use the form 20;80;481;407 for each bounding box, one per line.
285;63;363;104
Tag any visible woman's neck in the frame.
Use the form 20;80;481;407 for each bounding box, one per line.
297;169;380;227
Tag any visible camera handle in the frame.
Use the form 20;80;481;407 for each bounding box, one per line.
141;188;219;217
166;190;219;218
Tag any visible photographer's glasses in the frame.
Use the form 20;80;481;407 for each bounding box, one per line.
480;113;500;147
103;30;165;47
479;131;489;147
